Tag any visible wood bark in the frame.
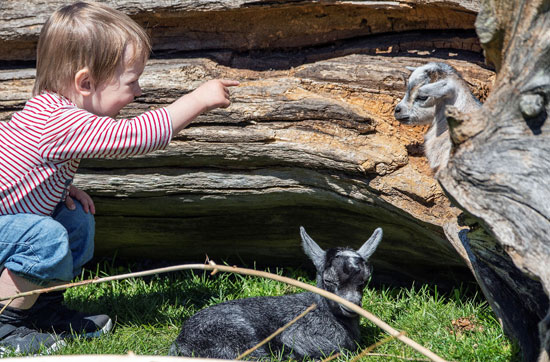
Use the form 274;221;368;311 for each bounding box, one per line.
0;0;480;61
0;0;493;303
0;54;493;289
437;0;550;360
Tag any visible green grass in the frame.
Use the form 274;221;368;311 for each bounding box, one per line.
9;261;520;361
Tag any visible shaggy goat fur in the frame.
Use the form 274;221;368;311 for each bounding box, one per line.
394;62;481;172
169;226;383;359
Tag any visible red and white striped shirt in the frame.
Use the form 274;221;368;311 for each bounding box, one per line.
0;92;173;216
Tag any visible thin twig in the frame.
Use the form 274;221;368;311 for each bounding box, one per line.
236;303;317;360
0;261;448;362
358;353;430;361
320;352;341;362
350;331;406;362
0;297;13;315
322;350;429;362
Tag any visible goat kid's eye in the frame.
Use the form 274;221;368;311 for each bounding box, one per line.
324;279;337;287
416;95;429;102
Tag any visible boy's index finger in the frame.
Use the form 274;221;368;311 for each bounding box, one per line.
221;79;240;87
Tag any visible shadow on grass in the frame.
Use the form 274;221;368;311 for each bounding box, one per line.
59;258;520;362
66;258;484;329
64;269;246;326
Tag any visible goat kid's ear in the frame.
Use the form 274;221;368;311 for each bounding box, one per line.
300;226;326;270
357;227;383;261
417;79;452;100
406;66;416;72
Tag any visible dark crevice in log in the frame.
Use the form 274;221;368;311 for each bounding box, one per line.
0;60;35;71
90;199;473;289
183;118;374;128
152;29;485;71
405;142;425;157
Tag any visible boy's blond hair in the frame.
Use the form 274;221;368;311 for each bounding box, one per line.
33;1;151;97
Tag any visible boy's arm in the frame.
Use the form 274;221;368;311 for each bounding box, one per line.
39;79;239;161
166;79;239;134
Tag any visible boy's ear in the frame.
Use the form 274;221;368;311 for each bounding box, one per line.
74;68;94;96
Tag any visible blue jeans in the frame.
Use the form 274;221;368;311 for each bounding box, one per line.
0;200;95;286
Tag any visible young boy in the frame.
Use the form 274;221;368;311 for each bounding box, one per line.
0;1;238;355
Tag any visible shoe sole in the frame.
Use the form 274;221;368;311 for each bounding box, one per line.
44;339;67;354
82;318;113;339
0;338;66;357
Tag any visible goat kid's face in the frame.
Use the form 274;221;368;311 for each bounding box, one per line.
394;64;459;126
322;249;370;317
394;69;437;125
300;227;383;318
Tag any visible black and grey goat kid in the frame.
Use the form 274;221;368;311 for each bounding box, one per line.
169;226;383;359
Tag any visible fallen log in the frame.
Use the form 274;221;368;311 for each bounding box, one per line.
0;2;493;290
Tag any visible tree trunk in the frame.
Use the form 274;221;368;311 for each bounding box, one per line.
438;0;550;360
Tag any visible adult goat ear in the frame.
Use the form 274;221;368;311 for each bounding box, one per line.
300;226;326;270
417;79;452;100
357;227;383;260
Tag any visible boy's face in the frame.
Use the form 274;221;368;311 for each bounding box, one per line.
88;45;145;118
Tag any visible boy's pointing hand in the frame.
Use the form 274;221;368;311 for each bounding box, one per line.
167;79;240;134
193;79;240;112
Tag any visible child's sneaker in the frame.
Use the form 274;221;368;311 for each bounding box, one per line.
26;291;113;338
0;322;65;356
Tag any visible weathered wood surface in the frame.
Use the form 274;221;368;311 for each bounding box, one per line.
437;0;550;360
0;0;480;61
0;51;493;288
0;1;494;289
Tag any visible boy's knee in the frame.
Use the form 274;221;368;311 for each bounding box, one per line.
54;201;95;275
73;202;95;237
2;217;74;284
34;217;68;244
53;200;95;237
83;207;95;232
34;218;71;257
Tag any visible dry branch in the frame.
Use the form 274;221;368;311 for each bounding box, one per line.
358;354;430;361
